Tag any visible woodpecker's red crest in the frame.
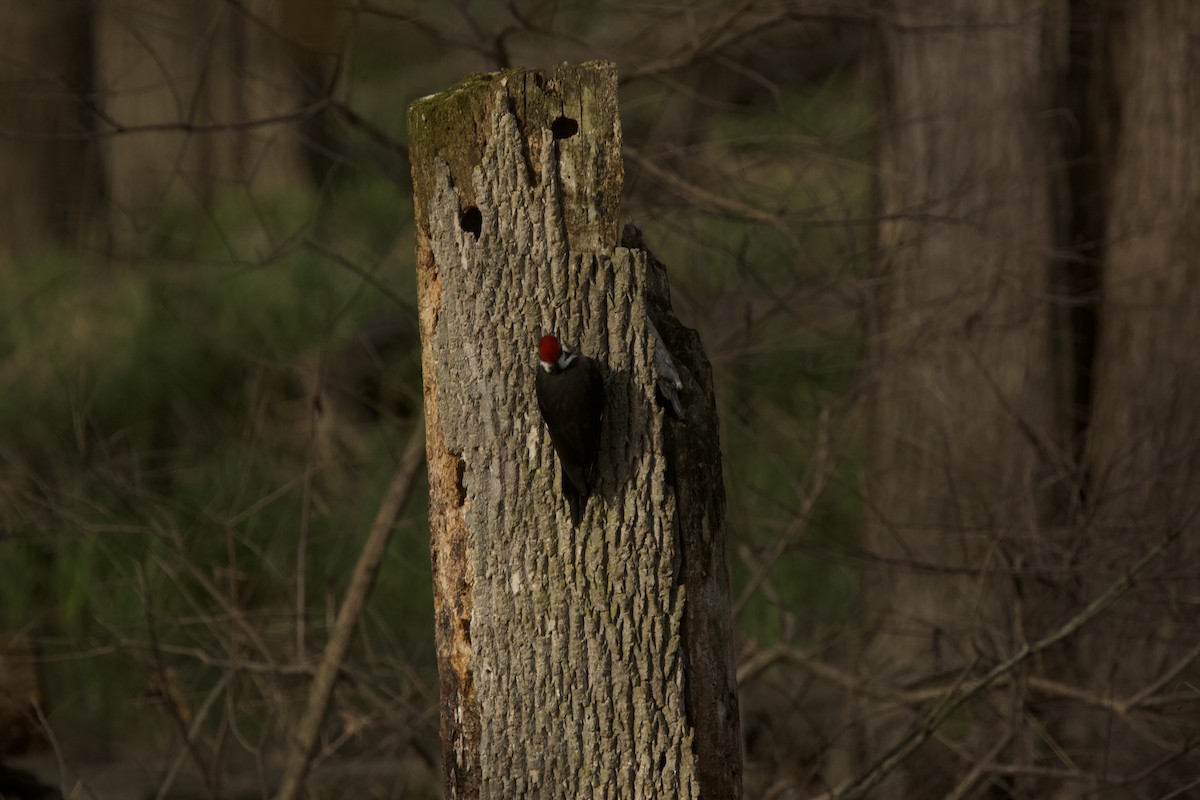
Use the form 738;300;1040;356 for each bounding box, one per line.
538;334;563;367
534;334;605;526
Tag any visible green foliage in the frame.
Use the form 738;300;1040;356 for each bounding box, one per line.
0;177;428;739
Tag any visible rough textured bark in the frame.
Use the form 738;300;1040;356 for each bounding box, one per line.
95;0;306;239
410;62;741;799
1078;1;1200;791
0;0;99;258
866;2;1066;794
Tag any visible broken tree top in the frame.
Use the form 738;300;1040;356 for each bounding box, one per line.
409;60;623;255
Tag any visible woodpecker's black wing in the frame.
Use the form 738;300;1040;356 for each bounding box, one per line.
535;353;606;526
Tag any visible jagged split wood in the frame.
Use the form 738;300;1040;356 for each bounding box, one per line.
409;61;742;799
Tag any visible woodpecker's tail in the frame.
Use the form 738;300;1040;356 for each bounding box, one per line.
561;469;589;527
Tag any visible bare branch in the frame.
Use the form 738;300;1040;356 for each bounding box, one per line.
829;512;1193;800
274;417;427;800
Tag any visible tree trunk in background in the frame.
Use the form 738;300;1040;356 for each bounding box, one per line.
0;0;100;259
409;61;741;799
95;0;308;244
1079;1;1200;792
865;2;1066;795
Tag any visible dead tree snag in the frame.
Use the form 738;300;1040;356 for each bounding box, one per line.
409;61;741;799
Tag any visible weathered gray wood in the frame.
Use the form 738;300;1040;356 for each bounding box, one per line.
409;61;741;799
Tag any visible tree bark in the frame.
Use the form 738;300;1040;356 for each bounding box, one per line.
409;61;741;799
1078;1;1200;791
0;0;99;259
865;2;1066;794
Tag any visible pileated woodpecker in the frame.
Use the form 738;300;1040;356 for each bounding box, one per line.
535;334;605;526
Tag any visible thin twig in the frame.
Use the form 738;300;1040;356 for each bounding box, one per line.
828;511;1191;800
733;407;833;615
1125;638;1200;711
33;702;81;800
274;417;427;800
143;575;215;795
620;0;757;82
304;237;414;311
1158;773;1200;800
624;144;805;256
296;347;326;659
944;731;1012;800
0;97;335;141
155;673;232;800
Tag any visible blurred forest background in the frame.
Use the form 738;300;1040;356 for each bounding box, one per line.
1;1;1197;798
